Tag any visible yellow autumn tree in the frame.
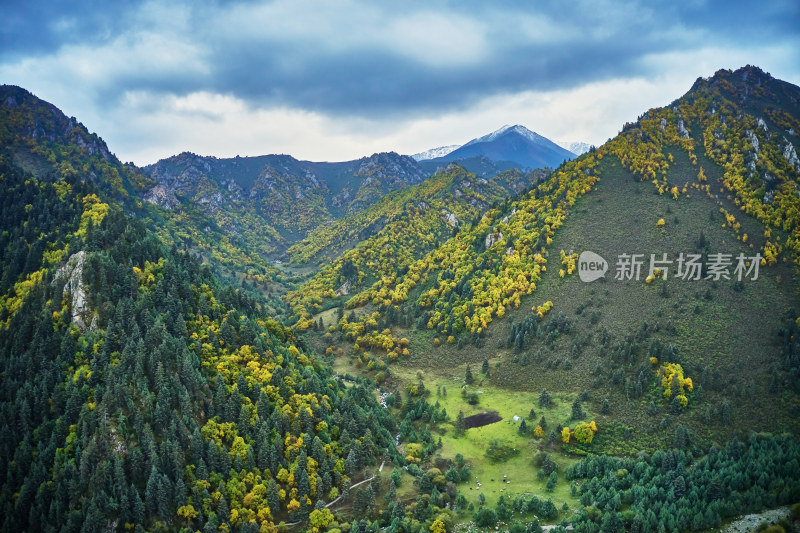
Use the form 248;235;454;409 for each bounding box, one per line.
659;362;692;407
230;435;248;461
573;421;598;444
430;520;447;533
309;508;334;531
177;504;198;522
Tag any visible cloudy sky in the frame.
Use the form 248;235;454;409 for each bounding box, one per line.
2;0;799;165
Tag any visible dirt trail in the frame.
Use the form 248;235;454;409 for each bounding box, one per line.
286;461;386;527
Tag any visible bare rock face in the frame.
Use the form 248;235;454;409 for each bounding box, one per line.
677;119;690;138
54;251;90;330
501;209;517;225
747;130;760;157
331;189;352;207
441;211;459;227
336;280;352;297
783;140;800;172
143;184;179;210
485;231;503;249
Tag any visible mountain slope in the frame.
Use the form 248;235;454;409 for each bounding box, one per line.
0;85;153;201
284;165;550;333
0;156;400;531
286;165;549;267
416;155;524;179
0;85;284;289
428;125;575;169
295;65;800;453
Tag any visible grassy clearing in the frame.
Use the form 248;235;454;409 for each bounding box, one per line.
439;429;577;517
310;307;340;331
391;365;582;517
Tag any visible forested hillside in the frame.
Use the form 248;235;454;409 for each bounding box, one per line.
0;158;404;531
0;85;281;290
2;66;800;533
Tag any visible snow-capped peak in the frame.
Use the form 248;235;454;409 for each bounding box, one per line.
555;141;593;156
464;124;546;146
410;145;460;161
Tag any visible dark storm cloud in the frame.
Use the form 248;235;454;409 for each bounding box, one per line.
3;0;799;118
0;0;137;59
670;0;800;39
187;0;692;116
205;26;656;116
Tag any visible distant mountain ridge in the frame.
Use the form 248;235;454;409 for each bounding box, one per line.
144;150;427;212
463;124;549;146
411;144;460;161
142;150;428;243
141;126;576;253
426;124;576;170
413;132;592;162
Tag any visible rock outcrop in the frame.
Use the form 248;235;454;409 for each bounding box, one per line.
143;184;179;210
54;251;90;330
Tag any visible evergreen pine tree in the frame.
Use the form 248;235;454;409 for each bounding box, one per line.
455;411;466;437
571;398;584;420
539;389;551;408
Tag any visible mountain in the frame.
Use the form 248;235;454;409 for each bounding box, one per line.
427;124;576;170
556;140;593;156
0;84;299;293
284;164;550;305
294;65;800;464
3;67;800;533
0;85;153;201
0;89;404;532
143;150;428;243
410;144;460;161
